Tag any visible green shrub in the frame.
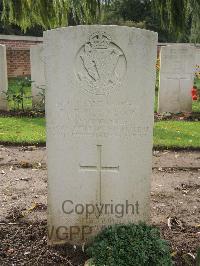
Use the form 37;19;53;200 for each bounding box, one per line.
6;77;32;110
86;223;172;266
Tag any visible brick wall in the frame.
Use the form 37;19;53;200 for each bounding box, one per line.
0;35;43;78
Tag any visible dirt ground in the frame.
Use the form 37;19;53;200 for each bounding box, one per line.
0;146;200;265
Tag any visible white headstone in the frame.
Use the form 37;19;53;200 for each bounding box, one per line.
30;44;45;109
0;45;8;111
158;44;195;113
44;26;157;245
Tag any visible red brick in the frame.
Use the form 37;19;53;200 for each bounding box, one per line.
0;38;42;77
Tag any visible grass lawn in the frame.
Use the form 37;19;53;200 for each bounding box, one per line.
0;117;45;144
154;121;200;148
0;116;199;148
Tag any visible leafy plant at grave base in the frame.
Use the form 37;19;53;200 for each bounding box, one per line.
34;86;45;111
192;64;200;104
2;90;13;105
86;223;172;266
8;77;33;111
195;65;200;79
154;58;160;95
191;85;198;101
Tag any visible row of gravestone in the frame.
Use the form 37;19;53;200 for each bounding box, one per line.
31;43;200;114
0;26;199;246
0;36;199;113
31;43;200;113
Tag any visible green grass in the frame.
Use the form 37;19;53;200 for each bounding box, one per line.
154;121;200;148
0;117;199;148
195;77;200;88
0;117;45;144
192;99;200;112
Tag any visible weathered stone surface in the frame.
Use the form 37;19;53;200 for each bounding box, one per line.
30;44;45;109
44;25;157;244
0;45;8;111
158;44;195;113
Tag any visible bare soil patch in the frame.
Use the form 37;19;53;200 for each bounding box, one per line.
0;147;200;265
155;112;200;122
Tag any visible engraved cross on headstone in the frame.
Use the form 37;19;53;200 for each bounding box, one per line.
79;145;119;203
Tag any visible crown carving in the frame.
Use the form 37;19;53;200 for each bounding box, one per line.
89;32;111;49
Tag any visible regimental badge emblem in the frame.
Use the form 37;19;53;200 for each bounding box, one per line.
75;31;127;96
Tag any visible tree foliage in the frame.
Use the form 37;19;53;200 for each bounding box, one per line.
153;0;200;42
1;0;200;42
1;0;108;31
103;0;200;42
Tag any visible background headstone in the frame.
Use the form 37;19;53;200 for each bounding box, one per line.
0;44;8;111
44;26;157;244
158;44;195;113
30;44;45;109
